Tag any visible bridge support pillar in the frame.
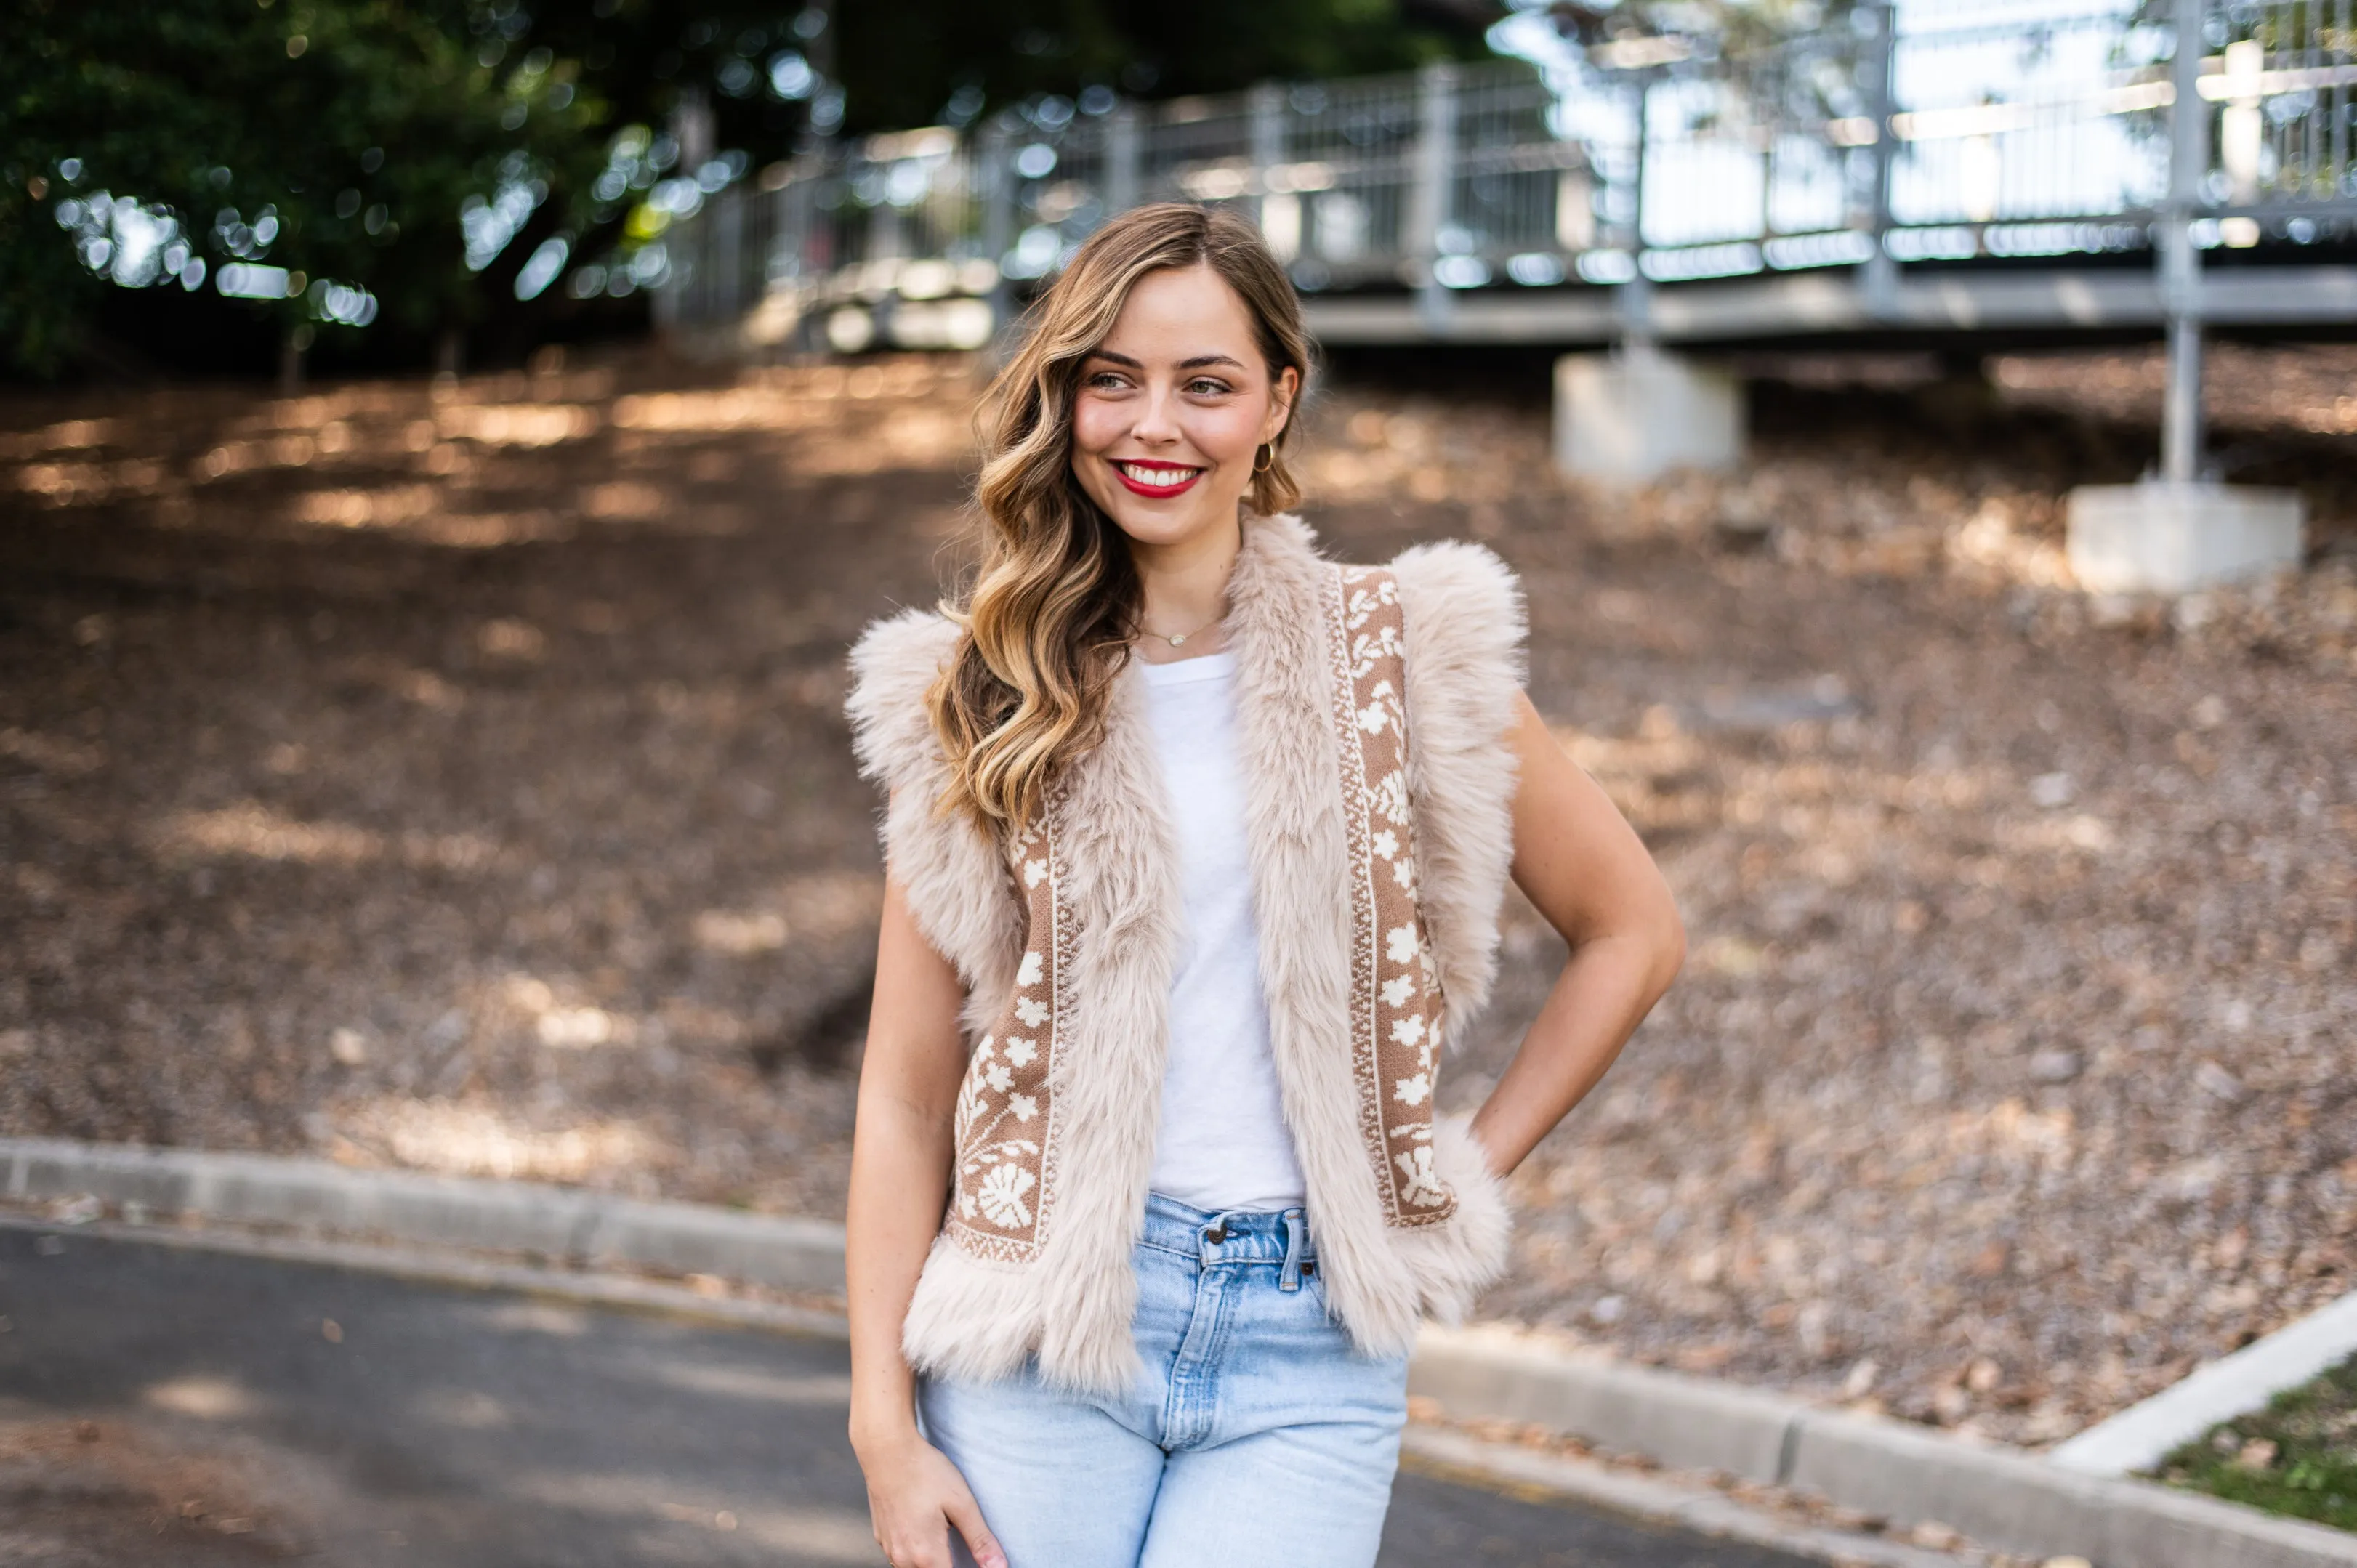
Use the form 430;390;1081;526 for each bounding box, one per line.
2066;0;2310;594
1553;348;1743;485
2066;482;2304;597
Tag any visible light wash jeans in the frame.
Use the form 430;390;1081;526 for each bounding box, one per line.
916;1193;1411;1568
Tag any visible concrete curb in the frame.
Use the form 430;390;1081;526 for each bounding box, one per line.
1407;1325;1800;1482
2051;1290;2357;1478
1411;1324;2357;1568
1401;1426;1967;1568
0;1137;845;1296
13;1137;2353;1567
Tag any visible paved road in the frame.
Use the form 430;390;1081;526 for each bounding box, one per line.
0;1227;1814;1567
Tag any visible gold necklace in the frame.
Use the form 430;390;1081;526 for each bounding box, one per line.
1140;610;1222;650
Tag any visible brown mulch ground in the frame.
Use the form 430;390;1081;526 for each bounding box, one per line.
3;339;2352;1452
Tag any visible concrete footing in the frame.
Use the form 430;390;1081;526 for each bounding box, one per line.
1554;348;1744;485
2066;480;2305;595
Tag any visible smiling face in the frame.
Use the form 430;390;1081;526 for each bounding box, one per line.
1068;262;1299;557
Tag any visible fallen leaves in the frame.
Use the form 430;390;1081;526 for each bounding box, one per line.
1;342;2350;1458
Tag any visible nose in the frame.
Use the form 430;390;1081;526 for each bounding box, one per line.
1129;383;1182;446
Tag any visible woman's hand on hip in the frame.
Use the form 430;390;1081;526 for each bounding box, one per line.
857;1428;1007;1568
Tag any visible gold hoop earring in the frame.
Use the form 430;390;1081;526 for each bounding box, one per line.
1252;442;1275;474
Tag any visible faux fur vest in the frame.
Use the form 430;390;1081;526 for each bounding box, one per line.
846;514;1526;1395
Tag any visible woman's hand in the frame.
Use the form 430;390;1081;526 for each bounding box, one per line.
847;870;1002;1565
856;1426;1007;1568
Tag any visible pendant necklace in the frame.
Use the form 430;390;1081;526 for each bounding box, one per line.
1141;610;1222;650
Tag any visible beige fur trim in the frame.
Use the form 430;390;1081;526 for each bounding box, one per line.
1387;1111;1515;1343
1392;539;1528;1052
843;610;1023;1025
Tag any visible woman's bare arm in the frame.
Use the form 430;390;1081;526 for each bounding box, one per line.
1469;691;1686;1176
846;873;1005;1568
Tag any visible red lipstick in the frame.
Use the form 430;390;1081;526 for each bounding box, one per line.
1111;461;1204;498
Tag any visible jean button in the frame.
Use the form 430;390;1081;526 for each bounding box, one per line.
1204;1224;1227;1244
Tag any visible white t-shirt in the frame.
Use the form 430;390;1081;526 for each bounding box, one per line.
1135;650;1309;1214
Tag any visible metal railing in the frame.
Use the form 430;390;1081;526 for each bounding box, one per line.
657;0;2356;466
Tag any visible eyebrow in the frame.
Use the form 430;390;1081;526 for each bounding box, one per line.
1087;349;1249;372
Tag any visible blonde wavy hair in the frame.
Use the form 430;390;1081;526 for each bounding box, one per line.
926;202;1313;831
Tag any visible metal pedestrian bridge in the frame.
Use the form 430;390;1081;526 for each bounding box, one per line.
656;0;2357;474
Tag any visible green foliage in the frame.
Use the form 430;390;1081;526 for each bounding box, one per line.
2;0;608;374
2158;1350;2357;1532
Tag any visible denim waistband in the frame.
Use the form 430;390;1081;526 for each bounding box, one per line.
1141;1192;1317;1291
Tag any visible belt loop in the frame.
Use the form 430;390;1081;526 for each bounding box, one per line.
1279;1209;1307;1293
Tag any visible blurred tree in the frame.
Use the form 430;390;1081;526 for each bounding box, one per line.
831;0;1501;133
2;0;608;376
2;0;1502;379
1529;0;1859;54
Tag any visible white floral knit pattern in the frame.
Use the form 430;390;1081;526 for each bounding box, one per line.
944;812;1069;1261
1323;564;1457;1226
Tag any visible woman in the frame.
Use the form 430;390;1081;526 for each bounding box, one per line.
843;203;1683;1568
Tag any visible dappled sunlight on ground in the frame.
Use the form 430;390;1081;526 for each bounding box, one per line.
2;340;2352;1454
142;1375;259;1421
1454;529;2353;1444
0;347;975;1221
1294;358;2353;1444
152;801;505;873
0;1234;886;1564
337;1098;667;1186
1994;342;2357;437
4;352;983;561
